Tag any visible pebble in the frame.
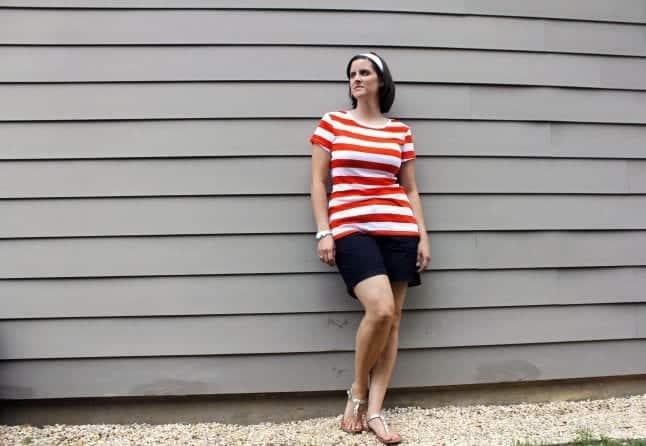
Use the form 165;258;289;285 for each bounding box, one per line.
1;393;645;445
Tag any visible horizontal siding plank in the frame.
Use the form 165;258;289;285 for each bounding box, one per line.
0;158;642;199
2;83;645;123
1;82;467;121
629;162;646;192
1;10;645;56
0;119;319;159
544;19;646;56
1;339;645;398
2;120;645;160
546;123;646;159
2;195;646;238
2;0;645;24
4;46;645;90
2;267;645;319
464;0;646;24
601;58;646;90
468;86;646;124
1;231;645;279
1;304;644;359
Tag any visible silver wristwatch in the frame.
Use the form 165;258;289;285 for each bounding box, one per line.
315;230;333;240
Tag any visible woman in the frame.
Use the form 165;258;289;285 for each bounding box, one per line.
309;52;431;444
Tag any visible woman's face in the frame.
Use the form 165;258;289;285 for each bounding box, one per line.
349;58;382;102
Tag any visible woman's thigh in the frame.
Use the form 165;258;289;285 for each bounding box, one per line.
354;274;395;315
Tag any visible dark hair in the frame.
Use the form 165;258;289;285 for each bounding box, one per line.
345;52;395;113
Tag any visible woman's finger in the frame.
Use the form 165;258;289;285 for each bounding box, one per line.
324;249;333;266
417;248;424;271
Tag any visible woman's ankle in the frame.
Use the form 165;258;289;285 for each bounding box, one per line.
351;381;368;399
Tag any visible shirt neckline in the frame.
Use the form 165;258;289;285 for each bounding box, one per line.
344;110;391;129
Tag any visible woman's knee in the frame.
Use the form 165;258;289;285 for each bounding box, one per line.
390;307;403;331
355;276;396;324
369;303;395;325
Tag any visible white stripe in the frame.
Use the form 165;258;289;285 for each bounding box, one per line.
333;150;401;166
334;222;419;233
328;193;409;208
330;204;413;221
332;183;396;191
402;143;414;152
331;111;408;129
331;118;407;139
313;127;334;143
332;168;395;180
332;227;358;238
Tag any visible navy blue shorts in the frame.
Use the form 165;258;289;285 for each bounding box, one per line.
334;232;421;299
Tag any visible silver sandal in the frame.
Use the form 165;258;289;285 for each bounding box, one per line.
340;387;367;434
366;413;401;444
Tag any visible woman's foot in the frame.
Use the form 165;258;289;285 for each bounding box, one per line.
366;413;401;444
340;383;367;434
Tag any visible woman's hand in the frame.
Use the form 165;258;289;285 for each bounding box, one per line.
416;236;431;272
317;235;336;266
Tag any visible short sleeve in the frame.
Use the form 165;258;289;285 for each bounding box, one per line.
401;127;416;163
309;112;335;153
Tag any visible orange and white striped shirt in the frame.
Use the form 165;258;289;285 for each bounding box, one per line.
310;110;420;240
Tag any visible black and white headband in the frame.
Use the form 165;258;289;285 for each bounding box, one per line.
358;53;384;72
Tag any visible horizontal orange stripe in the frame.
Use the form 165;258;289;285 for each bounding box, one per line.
329;197;412;214
334;127;405;145
318;119;335;133
310;134;332;149
331;159;399;175
332;176;396;186
330;213;417;229
330;186;406;199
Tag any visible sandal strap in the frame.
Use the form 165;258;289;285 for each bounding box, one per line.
346;388;367;417
367;413;390;435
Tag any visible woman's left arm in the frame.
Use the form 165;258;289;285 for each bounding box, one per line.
399;160;431;271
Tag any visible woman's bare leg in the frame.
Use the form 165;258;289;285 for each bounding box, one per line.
342;274;395;431
365;281;408;441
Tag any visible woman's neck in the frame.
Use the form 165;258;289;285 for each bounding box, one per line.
352;98;383;122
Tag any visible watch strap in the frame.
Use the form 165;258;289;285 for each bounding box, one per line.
315;230;333;240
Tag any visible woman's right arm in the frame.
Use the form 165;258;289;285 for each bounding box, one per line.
310;144;336;266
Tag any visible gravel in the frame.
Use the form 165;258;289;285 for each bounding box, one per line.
2;393;645;445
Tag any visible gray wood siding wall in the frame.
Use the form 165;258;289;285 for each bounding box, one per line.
1;1;645;400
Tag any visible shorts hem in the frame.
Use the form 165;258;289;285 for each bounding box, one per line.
346;269;387;299
346;272;422;299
